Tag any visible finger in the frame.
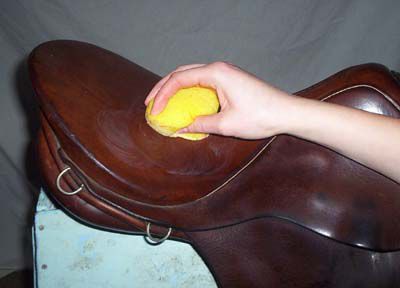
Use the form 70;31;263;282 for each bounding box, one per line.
144;64;205;105
177;113;224;135
151;65;218;115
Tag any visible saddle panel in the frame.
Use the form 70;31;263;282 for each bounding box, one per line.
187;217;400;288
30;40;400;252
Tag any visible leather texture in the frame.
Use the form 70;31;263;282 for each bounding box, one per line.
30;40;400;287
187;217;400;288
29;40;265;206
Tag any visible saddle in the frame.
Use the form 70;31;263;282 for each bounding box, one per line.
30;40;400;287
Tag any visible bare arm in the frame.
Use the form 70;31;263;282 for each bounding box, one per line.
284;97;400;183
145;62;400;183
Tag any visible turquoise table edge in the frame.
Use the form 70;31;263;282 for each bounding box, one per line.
33;189;216;288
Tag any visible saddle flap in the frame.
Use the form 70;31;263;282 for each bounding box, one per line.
29;40;266;205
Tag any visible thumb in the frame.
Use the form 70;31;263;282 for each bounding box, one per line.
178;113;224;135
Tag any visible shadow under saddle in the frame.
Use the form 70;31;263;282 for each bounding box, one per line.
29;40;400;287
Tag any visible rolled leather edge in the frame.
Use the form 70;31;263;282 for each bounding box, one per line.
38;113;189;242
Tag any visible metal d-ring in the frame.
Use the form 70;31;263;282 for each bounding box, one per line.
56;167;84;196
145;222;172;245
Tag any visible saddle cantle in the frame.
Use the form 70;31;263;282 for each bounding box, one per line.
30;40;400;287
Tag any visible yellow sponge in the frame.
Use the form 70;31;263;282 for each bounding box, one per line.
145;87;220;141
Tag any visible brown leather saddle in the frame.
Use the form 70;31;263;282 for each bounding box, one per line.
30;40;400;287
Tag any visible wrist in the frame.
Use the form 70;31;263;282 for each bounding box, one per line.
278;95;315;136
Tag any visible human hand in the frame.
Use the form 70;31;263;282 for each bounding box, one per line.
144;62;296;139
148;62;400;182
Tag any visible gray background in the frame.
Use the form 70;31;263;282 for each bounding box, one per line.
0;0;399;269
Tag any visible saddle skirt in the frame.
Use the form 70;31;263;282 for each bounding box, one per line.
30;40;400;253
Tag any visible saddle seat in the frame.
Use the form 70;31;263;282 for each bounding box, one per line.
30;40;400;252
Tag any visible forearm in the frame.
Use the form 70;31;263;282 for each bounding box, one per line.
283;97;400;183
146;61;400;182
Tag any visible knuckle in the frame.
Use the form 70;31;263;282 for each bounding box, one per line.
168;72;181;85
211;61;232;70
209;61;233;81
175;65;187;71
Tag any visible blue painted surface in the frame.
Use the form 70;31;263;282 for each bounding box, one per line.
33;191;216;288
